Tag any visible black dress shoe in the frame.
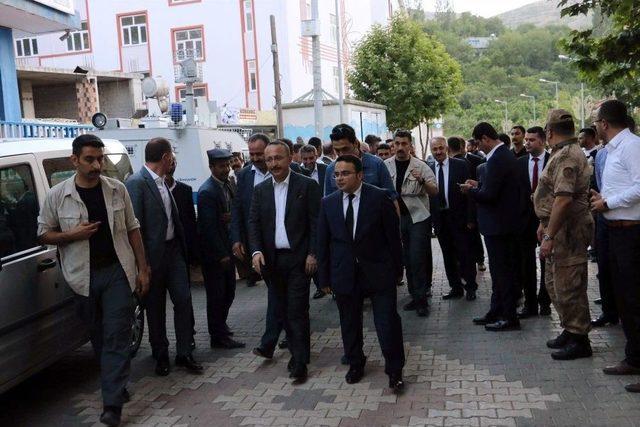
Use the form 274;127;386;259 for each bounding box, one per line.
278;339;288;349
416;304;429;317
546;330;570;349
175;354;204;373
594;298;602;305
517;307;538;319
100;406;122;427
591;314;619;327
345;366;364;384
313;289;326;299
403;300;418;311
443;290;464;300
539;305;552;316
551;337;592;360
473;315;495;325
155;355;170;376
211;336;246;349
253;347;274;359
485;319;521;332
289;364;307;382
625;383;640;393
388;373;404;393
465;290;477;301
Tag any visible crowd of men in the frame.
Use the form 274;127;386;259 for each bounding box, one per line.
36;99;640;426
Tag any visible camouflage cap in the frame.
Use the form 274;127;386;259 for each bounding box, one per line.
546;109;574;125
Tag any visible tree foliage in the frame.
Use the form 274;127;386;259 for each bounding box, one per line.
347;16;463;130
559;0;640;106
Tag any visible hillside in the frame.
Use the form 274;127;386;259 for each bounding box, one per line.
495;0;592;29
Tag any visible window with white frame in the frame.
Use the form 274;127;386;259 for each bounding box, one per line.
333;67;340;92
66;21;90;51
244;0;253;32
248;60;257;92
178;86;207;102
174;28;204;60
330;14;338;44
121;15;147;46
15;38;38;57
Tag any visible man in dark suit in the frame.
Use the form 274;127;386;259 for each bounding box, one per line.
317;154;405;392
198;149;246;349
249;141;321;382
516;127;551;318
460;123;522;332
166;156;199;266
125;138;202;376
429;137;479;301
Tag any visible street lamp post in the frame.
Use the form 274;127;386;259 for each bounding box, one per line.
520;93;536;123
494;99;508;132
558;55;585;128
539;78;559;108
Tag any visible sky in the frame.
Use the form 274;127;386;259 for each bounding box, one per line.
420;0;540;18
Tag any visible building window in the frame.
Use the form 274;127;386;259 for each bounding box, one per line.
248;60;257;92
177;86;207;102
121;15;147;46
66;22;90;51
15;38;38;57
333;66;340;92
169;0;201;4
174;27;204;60
330;14;338;44
244;0;253;31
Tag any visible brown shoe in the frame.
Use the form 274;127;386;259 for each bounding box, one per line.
603;361;640;375
625;383;640;393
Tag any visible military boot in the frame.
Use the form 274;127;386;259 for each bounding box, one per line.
551;333;592;360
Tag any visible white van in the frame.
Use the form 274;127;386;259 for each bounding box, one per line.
0;138;143;394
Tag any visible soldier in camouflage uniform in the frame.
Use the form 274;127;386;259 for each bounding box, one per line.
533;109;594;360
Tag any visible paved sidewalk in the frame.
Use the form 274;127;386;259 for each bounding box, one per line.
1;244;638;426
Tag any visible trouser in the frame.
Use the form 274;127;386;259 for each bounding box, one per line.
518;233;550;310
400;215;431;303
484;234;519;321
75;262;134;408
263;250;310;365
146;239;194;358
335;284;405;376
436;212;478;292
471;227;485;263
545;258;591;335
596;216;618;319
202;260;236;340
609;224;640;366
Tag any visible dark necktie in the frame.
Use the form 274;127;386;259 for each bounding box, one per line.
438;162;447;209
346;193;355;239
532;157;539;192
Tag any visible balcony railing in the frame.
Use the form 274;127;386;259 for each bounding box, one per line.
0;120;94;139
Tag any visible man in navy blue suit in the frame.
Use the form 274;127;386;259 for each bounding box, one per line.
460;122;523;332
317;155;405;392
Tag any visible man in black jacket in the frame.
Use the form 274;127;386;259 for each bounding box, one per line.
461;123;522;332
249;141;321;382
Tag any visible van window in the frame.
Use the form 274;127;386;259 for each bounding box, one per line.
43;154;133;187
0;164;40;259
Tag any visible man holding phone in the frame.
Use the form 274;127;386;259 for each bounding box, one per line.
38;134;150;426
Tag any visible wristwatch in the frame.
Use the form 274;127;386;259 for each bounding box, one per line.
542;234;554;242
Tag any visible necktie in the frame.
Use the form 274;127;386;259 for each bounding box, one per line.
346;193;355;239
532;157;539;192
438;162;447;209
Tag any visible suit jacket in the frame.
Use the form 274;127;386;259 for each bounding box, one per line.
171;180;199;265
469;145;522;236
126;167;186;272
248;171;320;272
317;183;403;295
428;157;474;230
197;176;233;263
518;152;550;237
302;162;328;196
455;152;485;181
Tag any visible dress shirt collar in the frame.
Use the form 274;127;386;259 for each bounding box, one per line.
144;164;164;183
252;164;270;177
607;128;631;151
272;171;291;187
485;142;504;160
530;152;545;161
213;174;229;187
438;157;449;167
167;179;177;192
343;183;363;200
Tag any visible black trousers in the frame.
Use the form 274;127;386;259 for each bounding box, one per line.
517;232;550;310
471;227;485;263
608;224;640;367
202;260;236;340
335;283;405;376
596;216;618;319
436;211;477;292
484;234;519;322
263;250;310;366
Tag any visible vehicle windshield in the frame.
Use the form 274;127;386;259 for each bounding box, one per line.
43;154;133;187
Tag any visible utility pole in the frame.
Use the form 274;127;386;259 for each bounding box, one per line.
335;0;345;123
270;15;283;138
311;0;323;138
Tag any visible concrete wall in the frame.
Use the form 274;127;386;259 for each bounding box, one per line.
98;80;135;119
32;83;78;120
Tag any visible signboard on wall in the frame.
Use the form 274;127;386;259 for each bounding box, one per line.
32;0;75;14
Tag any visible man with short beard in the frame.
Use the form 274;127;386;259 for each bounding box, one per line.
510;125;528;158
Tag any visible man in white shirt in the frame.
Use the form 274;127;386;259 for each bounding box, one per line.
590;100;640;393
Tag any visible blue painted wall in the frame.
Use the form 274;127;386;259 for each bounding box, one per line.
0;27;21;122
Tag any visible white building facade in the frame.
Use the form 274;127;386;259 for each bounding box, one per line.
12;0;393;120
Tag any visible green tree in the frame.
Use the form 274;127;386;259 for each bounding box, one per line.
347;16;463;131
